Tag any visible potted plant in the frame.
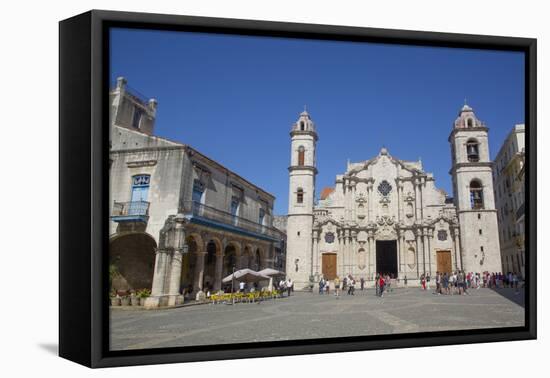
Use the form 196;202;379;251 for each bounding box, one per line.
110;289;120;306
120;295;131;306
137;288;151;306
130;290;140;306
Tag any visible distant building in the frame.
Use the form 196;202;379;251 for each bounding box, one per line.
109;77;285;307
285;105;502;289
493;124;526;276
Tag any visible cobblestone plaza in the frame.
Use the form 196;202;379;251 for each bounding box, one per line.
110;288;524;351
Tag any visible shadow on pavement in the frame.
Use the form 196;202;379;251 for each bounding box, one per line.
38;343;58;355
490;287;525;308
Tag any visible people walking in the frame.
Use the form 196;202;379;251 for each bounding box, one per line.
334;276;340;297
348;277;355;295
360;277;365;291
379;274;385;297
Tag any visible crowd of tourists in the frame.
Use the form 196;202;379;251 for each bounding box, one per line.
423;271;522;295
315;271;522;298
318;274;367;296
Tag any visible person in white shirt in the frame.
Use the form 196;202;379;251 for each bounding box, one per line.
239;281;245;293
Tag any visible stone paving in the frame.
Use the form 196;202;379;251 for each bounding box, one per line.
110;287;525;351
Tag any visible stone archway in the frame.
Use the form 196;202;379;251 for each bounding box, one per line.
223;243;239;280
241;245;253;269
254;248;262;271
180;235;200;294
202;239;219;292
109;232;157;293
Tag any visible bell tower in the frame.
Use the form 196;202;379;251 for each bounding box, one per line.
449;104;501;273
286;109;318;288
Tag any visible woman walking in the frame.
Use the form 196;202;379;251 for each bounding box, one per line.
379;275;385;298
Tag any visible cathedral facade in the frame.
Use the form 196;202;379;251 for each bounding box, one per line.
286;106;501;289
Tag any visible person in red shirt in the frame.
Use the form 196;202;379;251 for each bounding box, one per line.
379;275;385;297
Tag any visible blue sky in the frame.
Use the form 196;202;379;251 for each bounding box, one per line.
110;28;525;215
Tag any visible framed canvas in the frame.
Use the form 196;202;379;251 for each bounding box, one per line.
59;10;536;368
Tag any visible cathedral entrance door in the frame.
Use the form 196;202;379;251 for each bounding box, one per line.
436;250;452;274
375;240;398;277
322;253;337;280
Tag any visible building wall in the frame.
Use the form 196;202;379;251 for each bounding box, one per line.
493;124;526;274
109;144;187;243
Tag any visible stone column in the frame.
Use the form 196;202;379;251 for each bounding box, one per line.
452;227;462;271
312;230;319;276
396;230;401;278
414;179;421;220
369;233;376;277
401;234;407;276
167;249;184;306
337;231;342;277
427;229;433;276
351;231;357;277
345;181;351;220
214;253;223;291
166;215;187;306
193;251;206;292
396;179;403;222
316;230;321;276
367;181;374;222
421;229;427;276
144;249;171;308
351;183;357;220
415;229;421;278
418;177;426;220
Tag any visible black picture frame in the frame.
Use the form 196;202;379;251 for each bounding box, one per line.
59;9;537;368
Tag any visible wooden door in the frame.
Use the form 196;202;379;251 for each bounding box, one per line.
436;250;452;274
322;253;337;280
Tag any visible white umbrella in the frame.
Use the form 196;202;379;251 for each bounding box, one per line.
257;268;285;277
222;269;270;283
257;269;285;291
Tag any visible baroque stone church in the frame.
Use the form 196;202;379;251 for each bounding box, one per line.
285;105;501;289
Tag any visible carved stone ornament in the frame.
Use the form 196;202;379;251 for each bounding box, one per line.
356;192;367;203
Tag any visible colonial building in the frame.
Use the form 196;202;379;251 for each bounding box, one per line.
493;124;526;276
109;77;285;307
285;105;502;289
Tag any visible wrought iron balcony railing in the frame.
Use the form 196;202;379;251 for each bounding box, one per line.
183;201;283;240
111;200;150;222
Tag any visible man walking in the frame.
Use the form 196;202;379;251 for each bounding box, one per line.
287;278;293;296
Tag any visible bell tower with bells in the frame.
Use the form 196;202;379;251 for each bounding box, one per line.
286;108;318;288
449;103;501;273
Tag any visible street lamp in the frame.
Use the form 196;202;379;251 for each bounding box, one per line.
230;265;237;305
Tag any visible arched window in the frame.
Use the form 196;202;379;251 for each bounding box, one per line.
298;146;305;166
470;180;484;209
467;118;474;128
466;139;480;162
297;188;304;204
300;121;305;131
